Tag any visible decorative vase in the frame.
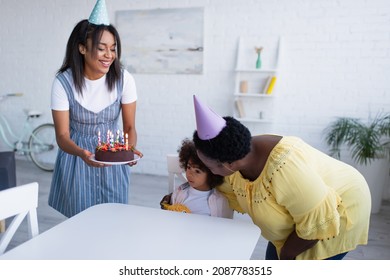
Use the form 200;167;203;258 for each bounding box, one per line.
256;53;262;69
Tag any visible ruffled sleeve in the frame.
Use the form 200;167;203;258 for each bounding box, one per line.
294;188;341;240
271;144;342;240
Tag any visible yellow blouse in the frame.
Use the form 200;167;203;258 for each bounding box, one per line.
218;136;371;260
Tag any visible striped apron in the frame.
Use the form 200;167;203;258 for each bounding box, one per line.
49;69;130;217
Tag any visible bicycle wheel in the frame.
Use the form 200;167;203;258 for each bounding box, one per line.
29;123;58;171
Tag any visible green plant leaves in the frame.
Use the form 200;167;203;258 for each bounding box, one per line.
323;113;390;165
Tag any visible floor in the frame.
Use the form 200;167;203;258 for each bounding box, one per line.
3;158;390;259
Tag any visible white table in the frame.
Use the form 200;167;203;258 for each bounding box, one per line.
0;203;260;260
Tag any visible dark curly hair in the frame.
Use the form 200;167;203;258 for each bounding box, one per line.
178;138;224;188
193;117;251;163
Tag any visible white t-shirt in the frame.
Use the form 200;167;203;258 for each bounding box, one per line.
51;69;137;113
183;187;212;216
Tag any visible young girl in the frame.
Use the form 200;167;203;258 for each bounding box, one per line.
161;139;233;219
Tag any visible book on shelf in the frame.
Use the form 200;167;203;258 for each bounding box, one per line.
235;99;245;118
239;80;248;93
265;76;277;95
262;76;273;94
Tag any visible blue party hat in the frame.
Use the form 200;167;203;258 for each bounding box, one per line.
88;0;110;25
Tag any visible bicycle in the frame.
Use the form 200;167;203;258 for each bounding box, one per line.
0;93;58;171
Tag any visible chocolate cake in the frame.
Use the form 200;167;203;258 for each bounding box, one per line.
95;143;135;162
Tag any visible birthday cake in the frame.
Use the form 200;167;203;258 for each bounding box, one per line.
95;143;135;162
95;130;134;162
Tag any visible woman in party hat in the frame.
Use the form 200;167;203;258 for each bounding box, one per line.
192;95;371;260
49;0;142;217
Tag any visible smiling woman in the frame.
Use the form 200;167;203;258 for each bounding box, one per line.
48;0;142;218
79;30;117;80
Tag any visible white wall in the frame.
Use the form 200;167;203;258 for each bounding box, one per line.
0;0;389;176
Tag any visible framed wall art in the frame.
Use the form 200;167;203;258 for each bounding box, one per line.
116;7;204;74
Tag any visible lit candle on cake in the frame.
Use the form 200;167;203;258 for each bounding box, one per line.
116;130;120;143
121;130;124;144
106;130;110;144
98;130;101;146
110;131;114;148
125;133;128;150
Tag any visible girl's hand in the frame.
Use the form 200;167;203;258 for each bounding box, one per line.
160;193;173;209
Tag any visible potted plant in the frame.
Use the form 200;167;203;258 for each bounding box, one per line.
323;112;390;213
